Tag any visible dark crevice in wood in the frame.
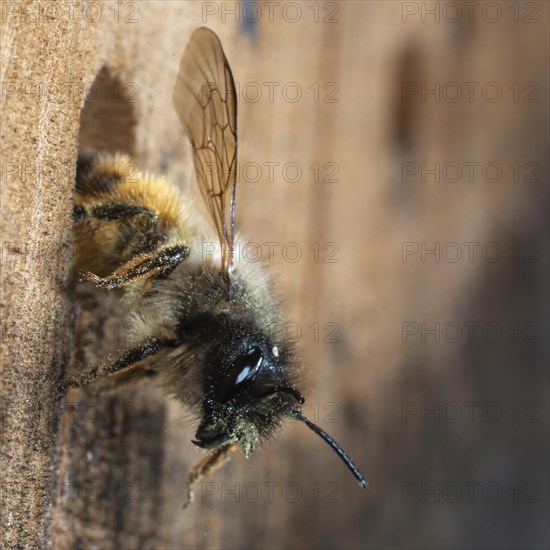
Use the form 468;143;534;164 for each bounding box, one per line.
78;66;137;156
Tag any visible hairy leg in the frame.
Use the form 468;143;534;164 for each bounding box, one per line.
183;444;238;508
79;244;189;289
58;338;162;398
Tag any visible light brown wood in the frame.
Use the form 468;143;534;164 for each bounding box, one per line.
1;2;548;548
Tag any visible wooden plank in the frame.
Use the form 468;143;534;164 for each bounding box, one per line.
1;1;547;548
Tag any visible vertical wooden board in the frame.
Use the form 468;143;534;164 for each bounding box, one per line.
0;2;99;547
2;1;548;548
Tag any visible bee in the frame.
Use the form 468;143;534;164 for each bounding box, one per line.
61;27;367;504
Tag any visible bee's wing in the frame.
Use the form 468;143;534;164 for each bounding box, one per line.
173;27;237;275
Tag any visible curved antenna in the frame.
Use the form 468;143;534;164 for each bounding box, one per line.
274;385;305;404
287;408;368;488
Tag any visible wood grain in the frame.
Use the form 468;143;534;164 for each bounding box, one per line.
1;2;548;548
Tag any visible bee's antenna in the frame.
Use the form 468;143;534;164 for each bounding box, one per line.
287;408;368;488
274;385;305;404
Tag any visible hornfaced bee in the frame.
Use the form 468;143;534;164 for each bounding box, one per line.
62;27;367;504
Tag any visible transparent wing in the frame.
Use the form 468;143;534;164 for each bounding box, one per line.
173;27;237;275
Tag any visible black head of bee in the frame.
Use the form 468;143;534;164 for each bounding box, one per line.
188;317;367;487
192;320;302;456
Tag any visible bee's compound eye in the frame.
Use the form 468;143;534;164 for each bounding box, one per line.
215;346;263;403
234;346;263;384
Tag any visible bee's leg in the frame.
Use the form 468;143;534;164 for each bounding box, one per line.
73;202;157;222
79;244;189;289
58;338;163;398
183;444;238;509
82;364;160;397
74;201;163;261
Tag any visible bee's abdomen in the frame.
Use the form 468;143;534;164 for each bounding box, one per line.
75;149;127;197
73;151;195;276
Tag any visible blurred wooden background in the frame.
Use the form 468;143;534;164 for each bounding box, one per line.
1;1;548;548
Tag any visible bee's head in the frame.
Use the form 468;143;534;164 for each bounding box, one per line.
183;307;366;488
193;323;302;456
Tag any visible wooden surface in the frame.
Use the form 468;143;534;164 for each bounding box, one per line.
1;1;548;548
